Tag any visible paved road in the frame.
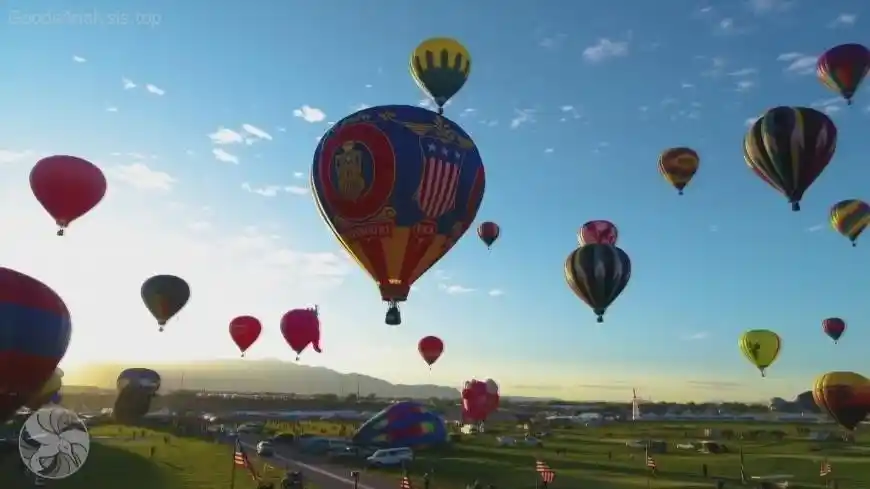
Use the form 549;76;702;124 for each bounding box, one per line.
238;435;398;489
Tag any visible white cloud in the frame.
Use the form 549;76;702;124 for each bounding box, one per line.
582;39;628;62
806;224;825;232
145;84;165;96
209;128;244;145
72;55;87;63
812;97;845;115
122;78;137;90
510;109;536;129
0;149;37;165
830;14;857;28
683;331;709;341
241;124;273;141
106;107;119;112
539;34;567;50
212;148;239;164
544;148;554;154
776;52;817;75
728;68;757;77
108;163;176;191
241;183;307;197
439;284;475;295
488;289;504;297
746;0;792;15
293;172;305;179
417;98;454;111
292;105;327;123
719;18;734;31
736;80;755;92
0;183;350;366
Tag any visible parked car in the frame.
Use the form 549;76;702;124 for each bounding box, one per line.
366;447;414;467
270;433;296;445
257;441;274;457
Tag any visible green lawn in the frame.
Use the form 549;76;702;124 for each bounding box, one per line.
2;426;277;489
331;421;870;489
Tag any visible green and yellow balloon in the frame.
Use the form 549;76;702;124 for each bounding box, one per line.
410;37;471;114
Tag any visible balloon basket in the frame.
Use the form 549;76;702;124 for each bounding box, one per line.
241;352;246;358
158;326;165;332
295;355;300;362
56;228;65;236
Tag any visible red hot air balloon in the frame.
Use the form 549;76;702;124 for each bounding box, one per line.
578;220;618;246
461;379;490;422
280;307;322;360
229;316;262;357
0;268;72;422
483;378;500;416
823;317;846;344
30;155;107;236
477;221;500;249
418;335;444;367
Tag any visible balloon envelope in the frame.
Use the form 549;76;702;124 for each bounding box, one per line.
280;308;321;356
822;317;846;342
311;105;485;322
738;329;781;376
658;147;699;195
353;401;448;448
0;268;71;422
229;316;262;354
25;368;63;409
565;244;632;323
817;43;870;103
477;221;500;248
117;368;161;393
410;38;471;110
813;371;870;430
141;275;190;329
418;336;444;366
830;199;870;245
578;220;618;246
29;155;107;234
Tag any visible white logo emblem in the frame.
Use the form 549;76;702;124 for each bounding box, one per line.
18;406;90;479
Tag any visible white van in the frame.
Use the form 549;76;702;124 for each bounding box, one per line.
366;447;414;467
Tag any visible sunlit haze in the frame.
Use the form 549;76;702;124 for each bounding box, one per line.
4;0;870;403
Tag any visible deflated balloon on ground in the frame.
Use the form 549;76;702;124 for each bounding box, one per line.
352;401;448;448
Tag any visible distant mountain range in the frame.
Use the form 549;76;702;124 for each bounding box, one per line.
64;359;460;399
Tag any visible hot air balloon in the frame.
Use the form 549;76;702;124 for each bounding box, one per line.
830;199;870;247
280;307;321;361
410;38;471;114
658;147;699;195
578;220;618;246
738;329;781;377
823;317;847;344
477;221;500;249
483;378;500;416
229;316;262;357
0;268;71;422
141;275;190;331
813;371;870;431
817;43;870;105
418;335;444;367
743;107;837;211
565;244;632;323
115;368;161;424
25;368;63;409
311;105;485;326
353;401;448;448
30;155;107;236
461;380;490;422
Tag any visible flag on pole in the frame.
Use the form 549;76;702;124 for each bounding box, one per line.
400;474;413;489
739;445;747;482
536;460;555;484
232;439;259;481
820;460;832;477
645;454;657;470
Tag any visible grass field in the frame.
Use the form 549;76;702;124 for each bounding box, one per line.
285;420;870;489
3;421;868;488
1;426;279;489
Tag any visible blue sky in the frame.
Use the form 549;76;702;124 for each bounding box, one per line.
2;0;870;402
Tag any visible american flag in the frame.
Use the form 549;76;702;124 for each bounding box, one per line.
645;455;657;470
415;142;461;219
233;439;250;467
536;460;555;484
820;460;832;476
400;475;413;489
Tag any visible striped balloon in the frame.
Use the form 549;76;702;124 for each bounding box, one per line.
743;107;837;211
564;244;632;323
830;199;870;246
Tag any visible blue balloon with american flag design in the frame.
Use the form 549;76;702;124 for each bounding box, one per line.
352;401;448;448
311;105;486;325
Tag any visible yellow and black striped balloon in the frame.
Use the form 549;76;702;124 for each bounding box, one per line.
743;106;837;211
410;38;471;114
565;244;632;323
831;199;870;246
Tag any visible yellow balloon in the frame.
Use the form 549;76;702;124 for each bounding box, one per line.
738;329;781;377
409;37;471;111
